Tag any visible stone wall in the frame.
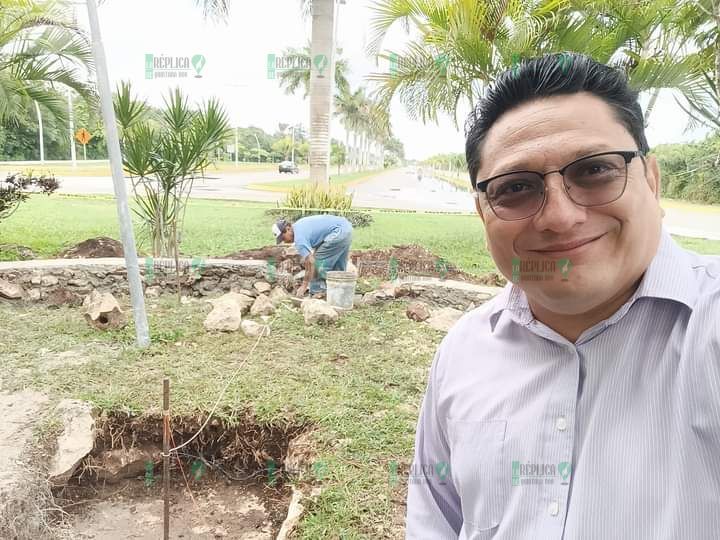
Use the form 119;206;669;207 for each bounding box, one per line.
0;258;287;303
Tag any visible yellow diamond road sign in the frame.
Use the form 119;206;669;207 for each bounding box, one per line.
75;128;92;145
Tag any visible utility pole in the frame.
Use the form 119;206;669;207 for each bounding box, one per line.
34;102;44;163
85;0;150;348
68;90;77;167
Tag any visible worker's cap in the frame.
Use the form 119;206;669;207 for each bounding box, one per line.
272;219;290;244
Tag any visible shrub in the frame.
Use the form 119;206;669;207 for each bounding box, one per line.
0;171;59;223
265;183;373;227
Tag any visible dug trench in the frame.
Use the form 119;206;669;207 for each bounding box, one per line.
51;411;312;539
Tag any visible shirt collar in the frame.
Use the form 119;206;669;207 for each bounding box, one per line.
489;227;699;332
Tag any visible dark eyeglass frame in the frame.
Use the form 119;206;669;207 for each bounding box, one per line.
474;150;646;221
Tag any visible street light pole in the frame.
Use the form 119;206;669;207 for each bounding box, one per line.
234;127;239;167
68;90;77;167
85;0;150;348
290;125;295;163
34;101;45;163
252;133;260;163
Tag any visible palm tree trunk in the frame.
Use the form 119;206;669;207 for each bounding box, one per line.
352;131;359;171
344;129;350;173
644;88;661;127
309;0;335;187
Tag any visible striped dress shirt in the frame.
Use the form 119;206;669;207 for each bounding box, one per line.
406;228;720;539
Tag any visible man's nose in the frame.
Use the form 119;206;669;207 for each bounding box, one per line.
531;173;587;231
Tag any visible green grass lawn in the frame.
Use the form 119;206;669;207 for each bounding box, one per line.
0;194;498;272
1;194;718;269
247;169;384;192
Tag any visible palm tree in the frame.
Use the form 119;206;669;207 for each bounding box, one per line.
278;44;349;98
366;0;709;129
0;0;95;126
334;86;364;171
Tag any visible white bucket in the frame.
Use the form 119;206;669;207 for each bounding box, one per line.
326;271;357;310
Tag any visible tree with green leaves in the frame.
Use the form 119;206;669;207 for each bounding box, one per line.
0;0;96;126
113;82;231;258
366;0;713;130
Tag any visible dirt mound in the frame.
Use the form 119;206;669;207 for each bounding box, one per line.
351;245;506;287
59;237;124;258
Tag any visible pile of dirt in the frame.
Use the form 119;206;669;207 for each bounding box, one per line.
350;244;507;287
58;237;124;258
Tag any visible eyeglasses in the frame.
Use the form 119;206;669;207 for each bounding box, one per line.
474;150;645;221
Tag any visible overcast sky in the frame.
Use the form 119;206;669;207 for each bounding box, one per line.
76;0;711;160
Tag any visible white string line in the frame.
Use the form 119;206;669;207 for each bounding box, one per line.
165;305;288;454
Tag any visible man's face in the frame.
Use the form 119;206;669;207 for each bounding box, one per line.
473;92;663;315
281;226;294;243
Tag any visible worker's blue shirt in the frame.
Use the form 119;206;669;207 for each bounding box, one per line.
292;214;352;258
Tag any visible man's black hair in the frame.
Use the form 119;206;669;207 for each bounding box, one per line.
464;52;650;189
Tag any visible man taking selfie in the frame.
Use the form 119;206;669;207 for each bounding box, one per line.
406;52;720;539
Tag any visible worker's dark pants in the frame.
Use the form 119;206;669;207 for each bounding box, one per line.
309;225;353;294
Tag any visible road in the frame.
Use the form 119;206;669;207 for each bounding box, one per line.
54;167;720;240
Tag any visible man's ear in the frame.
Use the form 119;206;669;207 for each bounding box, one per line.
644;154;661;201
473;192;486;223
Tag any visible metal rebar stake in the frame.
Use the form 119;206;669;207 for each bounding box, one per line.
163;377;170;540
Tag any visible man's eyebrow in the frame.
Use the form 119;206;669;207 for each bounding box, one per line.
486;144;618;177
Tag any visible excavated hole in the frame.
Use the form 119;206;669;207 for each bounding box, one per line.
52;412;310;539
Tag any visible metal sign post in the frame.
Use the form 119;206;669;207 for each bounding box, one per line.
85;0;150;347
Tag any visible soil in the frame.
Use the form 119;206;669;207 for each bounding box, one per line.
350;245;507;287
58;237;124;259
62;472;283;539
53;412;309;540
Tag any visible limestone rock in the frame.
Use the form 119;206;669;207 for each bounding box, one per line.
83;290;127;330
27;288;41;301
47;287;82;308
41;275;59;287
406;301;431;322
209;292;254;315
302;298;338;325
241;319;271;338
0;278;23;299
269;286;291;306
204;297;242;332
426;307;464;332
144;285;162;298
94;446;158;483
253;281;272;294
250;294;276;316
49;400;95;485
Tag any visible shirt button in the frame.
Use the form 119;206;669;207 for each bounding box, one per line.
549;500;560;516
556;416;568;431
